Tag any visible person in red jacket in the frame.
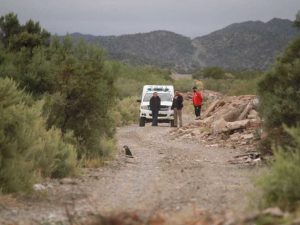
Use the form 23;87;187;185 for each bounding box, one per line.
192;86;203;120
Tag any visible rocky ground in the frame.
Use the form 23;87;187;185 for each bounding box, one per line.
0;119;260;225
174;92;263;165
1;93;297;225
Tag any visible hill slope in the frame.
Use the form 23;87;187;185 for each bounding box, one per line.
71;31;196;71
192;18;300;70
69;18;300;71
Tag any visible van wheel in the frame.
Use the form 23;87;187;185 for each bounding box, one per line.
170;120;176;127
139;117;146;127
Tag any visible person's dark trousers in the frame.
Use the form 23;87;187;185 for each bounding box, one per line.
152;110;159;126
194;105;202;117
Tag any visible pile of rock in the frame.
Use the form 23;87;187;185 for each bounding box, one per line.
170;94;262;151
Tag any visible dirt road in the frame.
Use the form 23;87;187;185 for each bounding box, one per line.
0;123;259;224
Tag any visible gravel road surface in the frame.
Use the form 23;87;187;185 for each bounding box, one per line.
0;123;258;224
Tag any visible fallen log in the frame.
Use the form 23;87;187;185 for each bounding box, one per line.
203;99;220;118
238;101;254;120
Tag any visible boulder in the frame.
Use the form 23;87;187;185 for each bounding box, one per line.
241;133;254;140
230;136;240;142
225;120;250;131
212;118;227;134
223;105;246;122
238;102;253;120
33;184;47;191
202;116;214;125
252;97;259;109
247;109;259;119
59;178;78;185
203;99;220;118
249;118;262;128
262;207;284;217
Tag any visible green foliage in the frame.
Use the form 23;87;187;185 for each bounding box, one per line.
173;78;195;92
98;136;117;158
0;13;21;48
203;77;259;96
0;14;118;160
192;67;226;79
111;96;140;127
193;68;261;95
44;40;116;159
0;13;50;53
258;126;300;209
258;36;300;149
258;16;300;208
114;64;172;98
0;78;77;193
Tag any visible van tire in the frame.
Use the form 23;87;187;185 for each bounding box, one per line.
139;117;146;127
170;120;175;127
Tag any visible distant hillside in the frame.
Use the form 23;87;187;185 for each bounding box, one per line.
70;31;196;72
68;18;300;71
192;18;300;70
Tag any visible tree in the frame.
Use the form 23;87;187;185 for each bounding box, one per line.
0;77;77;193
0;13;50;53
8;19;50;53
258;34;300;151
295;10;300;28
0;13;21;48
259;126;300;209
45;39;116;158
0;13;118;163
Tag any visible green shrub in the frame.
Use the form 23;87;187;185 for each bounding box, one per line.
258;36;300;149
0;78;77;193
258;126;300;209
173;78;195;92
203;78;258;95
36;124;77;179
111;96;140;127
115;65;172;98
192;67;226;79
115;78;144;98
99;136;117;158
43;40;117;159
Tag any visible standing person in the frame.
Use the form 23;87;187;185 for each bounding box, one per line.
171;91;184;127
192;86;203;120
150;92;161;126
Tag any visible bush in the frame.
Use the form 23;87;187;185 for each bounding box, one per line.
203;78;258;95
258;36;300;149
258;18;300;210
258;126;300;209
173;78;195;92
111;96;140;127
0;78;77;193
44;40;117;159
192;67;225;79
115;65;172;98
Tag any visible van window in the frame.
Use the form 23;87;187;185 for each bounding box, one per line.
143;93;172;102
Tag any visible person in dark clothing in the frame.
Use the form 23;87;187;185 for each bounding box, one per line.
171;91;184;127
192;86;203;120
150;92;161;126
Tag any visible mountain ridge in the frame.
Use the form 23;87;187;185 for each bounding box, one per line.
67;18;300;71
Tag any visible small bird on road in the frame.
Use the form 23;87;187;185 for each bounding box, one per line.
123;145;134;158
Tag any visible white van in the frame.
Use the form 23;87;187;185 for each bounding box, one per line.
138;85;175;127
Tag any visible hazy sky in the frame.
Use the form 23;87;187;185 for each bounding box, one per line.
1;0;300;37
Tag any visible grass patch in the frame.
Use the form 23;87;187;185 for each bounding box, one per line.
203;78;259;96
258;126;300;210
